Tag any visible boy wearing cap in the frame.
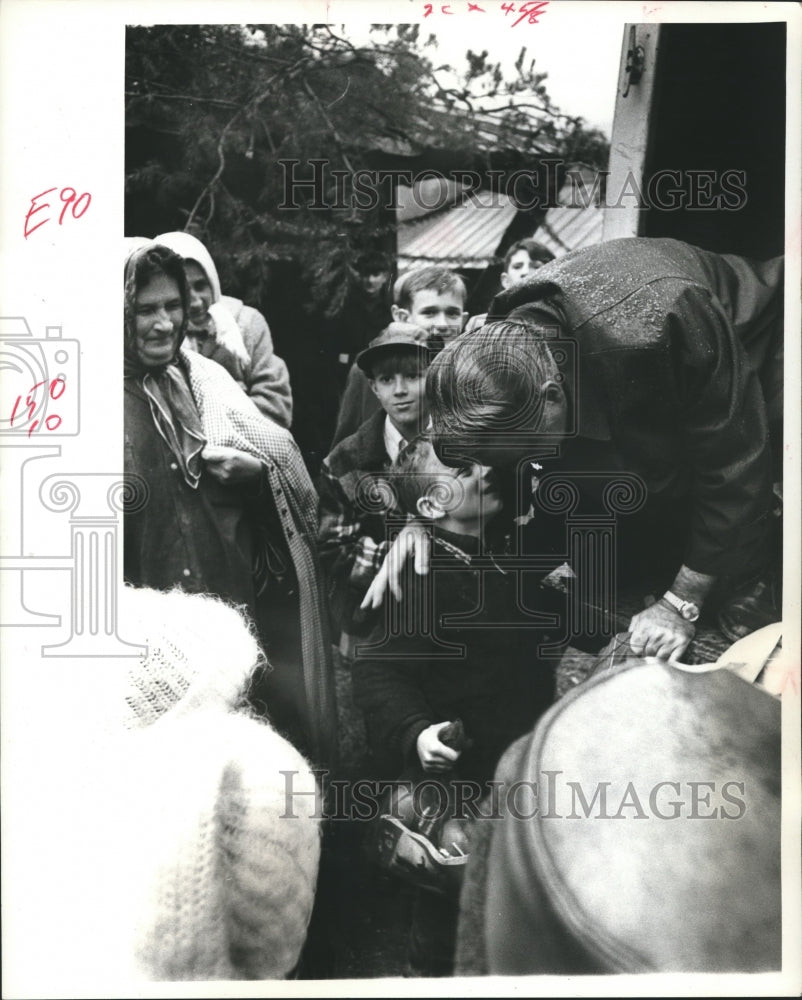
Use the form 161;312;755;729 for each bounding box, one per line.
330;266;468;448
317;322;435;653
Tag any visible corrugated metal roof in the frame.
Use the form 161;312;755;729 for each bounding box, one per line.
532;201;604;257
397;189;518;269
419;106;561;157
396;179;465;223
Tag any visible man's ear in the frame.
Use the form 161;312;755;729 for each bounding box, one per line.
368;379;380;400
499;271;511;290
540;379;567;432
391;304;409;322
460;310;469;332
543;379;563;402
416;495;444;520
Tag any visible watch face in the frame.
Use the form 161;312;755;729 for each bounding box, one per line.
682;603;700;622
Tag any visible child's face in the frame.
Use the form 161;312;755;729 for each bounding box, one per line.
400;289;466;342
359;269;390;298
424;453;503;525
370;359;428;432
184;260;214;328
500;248;538;289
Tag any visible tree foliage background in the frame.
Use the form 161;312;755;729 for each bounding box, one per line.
126;23;609;317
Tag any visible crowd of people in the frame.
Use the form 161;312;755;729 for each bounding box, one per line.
122;230;784;978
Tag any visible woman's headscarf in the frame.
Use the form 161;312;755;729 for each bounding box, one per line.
153;232;223;302
124;241;205;488
154;231;249;366
123;235;154;263
123;241;190;370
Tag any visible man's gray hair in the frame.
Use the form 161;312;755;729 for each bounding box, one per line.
426;320;561;448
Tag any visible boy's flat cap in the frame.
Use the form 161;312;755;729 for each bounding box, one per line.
356;321;441;373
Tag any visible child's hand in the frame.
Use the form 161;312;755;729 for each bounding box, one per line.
416;722;461;773
360;523;431;609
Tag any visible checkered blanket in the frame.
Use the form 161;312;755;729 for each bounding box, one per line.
183;347;335;763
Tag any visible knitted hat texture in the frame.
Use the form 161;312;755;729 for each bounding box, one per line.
23;586;321;989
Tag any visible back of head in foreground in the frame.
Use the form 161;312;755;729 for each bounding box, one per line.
30;586;321;988
466;655;782;975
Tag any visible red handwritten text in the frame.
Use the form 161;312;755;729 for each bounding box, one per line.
24;187;91;239
502;1;549;26
423;1;544;21
9;377;66;437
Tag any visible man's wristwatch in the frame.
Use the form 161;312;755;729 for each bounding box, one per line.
662;590;701;622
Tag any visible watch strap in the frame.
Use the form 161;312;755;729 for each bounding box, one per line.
662;590;700;622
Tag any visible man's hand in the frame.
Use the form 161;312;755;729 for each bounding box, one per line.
202;445;263;484
416;722;461;773
360;523;432;609
629;600;695;661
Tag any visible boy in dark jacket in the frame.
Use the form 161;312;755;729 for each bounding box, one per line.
351;435;558;975
353;434;557;785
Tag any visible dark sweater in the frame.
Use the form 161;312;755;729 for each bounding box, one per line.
351;527;557;785
330;362;381;451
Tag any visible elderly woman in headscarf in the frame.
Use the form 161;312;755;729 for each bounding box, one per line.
154;231;293;429
123;240;335;764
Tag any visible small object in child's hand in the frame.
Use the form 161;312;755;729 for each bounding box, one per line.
417;803;440;839
439;718;472;751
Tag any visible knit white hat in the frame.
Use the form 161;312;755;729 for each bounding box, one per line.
20;587;321;991
118;585;261;727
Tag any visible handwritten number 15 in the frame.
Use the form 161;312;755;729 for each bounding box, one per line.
9;377;66;437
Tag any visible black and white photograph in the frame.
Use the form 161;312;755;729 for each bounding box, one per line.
1;1;800;996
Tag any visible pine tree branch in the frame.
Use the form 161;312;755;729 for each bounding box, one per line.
184;57;309;232
302;77;357;176
125;89;239;109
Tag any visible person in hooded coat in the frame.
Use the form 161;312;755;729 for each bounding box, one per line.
154;231;293;429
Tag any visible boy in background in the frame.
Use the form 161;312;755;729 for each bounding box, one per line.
463;237;555;335
317;324;436;656
500;237;555;287
330;266;467;447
